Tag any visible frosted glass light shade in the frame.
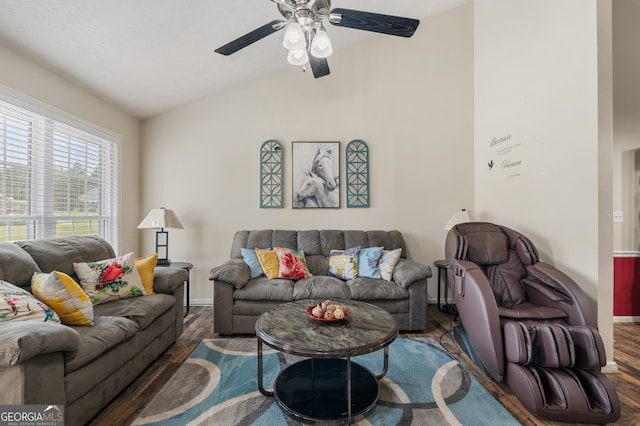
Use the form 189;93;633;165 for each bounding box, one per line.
283;22;305;50
287;49;308;66
310;29;333;58
137;208;184;230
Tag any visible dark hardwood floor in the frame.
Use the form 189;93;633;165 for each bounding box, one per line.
90;305;640;425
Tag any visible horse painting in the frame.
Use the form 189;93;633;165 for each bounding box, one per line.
292;142;340;208
296;171;339;208
312;147;338;191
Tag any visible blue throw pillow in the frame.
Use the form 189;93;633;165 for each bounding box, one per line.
358;247;384;279
241;248;264;279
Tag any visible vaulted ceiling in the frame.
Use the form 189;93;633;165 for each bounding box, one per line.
0;0;470;119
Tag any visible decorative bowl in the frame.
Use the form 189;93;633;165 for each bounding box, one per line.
306;305;352;322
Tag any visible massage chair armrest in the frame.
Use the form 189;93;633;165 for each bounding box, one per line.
449;259;505;381
209;259;250;289
153;267;189;294
0;322;80;367
392;259;432;289
525;262;597;327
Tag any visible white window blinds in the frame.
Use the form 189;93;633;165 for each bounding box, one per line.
0;92;118;246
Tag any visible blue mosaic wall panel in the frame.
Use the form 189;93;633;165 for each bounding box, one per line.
346;139;369;208
260;140;283;208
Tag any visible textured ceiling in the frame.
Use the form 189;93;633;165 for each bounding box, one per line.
0;0;470;119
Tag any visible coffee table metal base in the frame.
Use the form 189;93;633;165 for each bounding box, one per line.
274;358;378;423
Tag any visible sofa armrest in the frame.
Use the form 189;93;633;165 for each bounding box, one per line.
153;267;188;294
210;259;250;289
0;322;80;367
392;259;432;289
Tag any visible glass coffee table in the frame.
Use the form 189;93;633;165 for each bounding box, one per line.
255;299;398;424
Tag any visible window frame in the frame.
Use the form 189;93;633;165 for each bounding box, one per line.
0;86;120;247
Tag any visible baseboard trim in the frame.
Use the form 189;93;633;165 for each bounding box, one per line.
613;316;640;323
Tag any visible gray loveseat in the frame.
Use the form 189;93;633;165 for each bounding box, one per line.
0;236;187;426
210;230;431;334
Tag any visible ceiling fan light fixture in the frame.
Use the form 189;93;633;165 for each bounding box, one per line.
287;48;308;66
310;28;333;58
283;22;306;50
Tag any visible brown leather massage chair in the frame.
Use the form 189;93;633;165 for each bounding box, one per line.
445;222;620;423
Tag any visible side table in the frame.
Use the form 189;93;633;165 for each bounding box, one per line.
434;259;457;316
158;261;192;316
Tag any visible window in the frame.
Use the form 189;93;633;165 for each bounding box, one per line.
0;91;118;246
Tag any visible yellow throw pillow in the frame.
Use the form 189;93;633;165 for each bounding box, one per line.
31;271;93;326
135;253;158;295
255;248;279;279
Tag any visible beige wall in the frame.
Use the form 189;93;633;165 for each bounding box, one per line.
141;5;475;304
0;42;141;254
474;0;616;366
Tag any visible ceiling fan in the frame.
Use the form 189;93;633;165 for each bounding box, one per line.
214;0;420;78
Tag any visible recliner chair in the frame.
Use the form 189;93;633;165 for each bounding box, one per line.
445;222;620;423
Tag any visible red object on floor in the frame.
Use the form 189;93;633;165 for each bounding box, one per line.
613;255;640;316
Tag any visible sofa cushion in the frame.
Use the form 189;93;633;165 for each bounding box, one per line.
209;259;250;289
0;281;59;324
293;276;351;300
31;271;94;326
0;321;80;367
0;243;41;289
74;252;147;305
64;315;138;373
348;277;409;300
92;294;175;330
234;278;294;301
16;236;115;279
305;254;329;276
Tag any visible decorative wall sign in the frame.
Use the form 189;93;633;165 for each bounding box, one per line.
292;141;340;209
487;133;524;179
260;140;283;208
346;139;369;208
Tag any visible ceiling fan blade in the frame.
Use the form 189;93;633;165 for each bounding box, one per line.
309;56;330;79
215;20;285;56
329;8;420;38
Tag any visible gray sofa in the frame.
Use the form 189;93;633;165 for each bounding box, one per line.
210;230;431;334
0;236;187;426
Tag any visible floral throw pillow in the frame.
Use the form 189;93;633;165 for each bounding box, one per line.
329;247;360;280
379;248;402;281
32;271;94;326
74;252;147;305
0;280;60;324
274;247;312;280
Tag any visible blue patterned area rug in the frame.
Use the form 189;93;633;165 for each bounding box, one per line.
133;337;518;425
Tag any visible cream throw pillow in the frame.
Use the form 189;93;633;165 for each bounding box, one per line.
74;252;146;305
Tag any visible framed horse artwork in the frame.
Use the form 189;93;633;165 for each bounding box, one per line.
292;141;340;209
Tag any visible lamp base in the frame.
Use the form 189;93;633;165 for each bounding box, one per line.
157;258;171;266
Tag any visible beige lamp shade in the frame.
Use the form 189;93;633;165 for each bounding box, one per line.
137;208;184;230
444;209;472;231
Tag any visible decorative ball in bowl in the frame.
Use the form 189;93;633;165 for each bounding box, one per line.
306;300;351;322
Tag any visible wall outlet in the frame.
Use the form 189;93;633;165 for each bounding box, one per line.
613;211;624;223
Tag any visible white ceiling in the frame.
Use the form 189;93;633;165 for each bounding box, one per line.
0;0;470;119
